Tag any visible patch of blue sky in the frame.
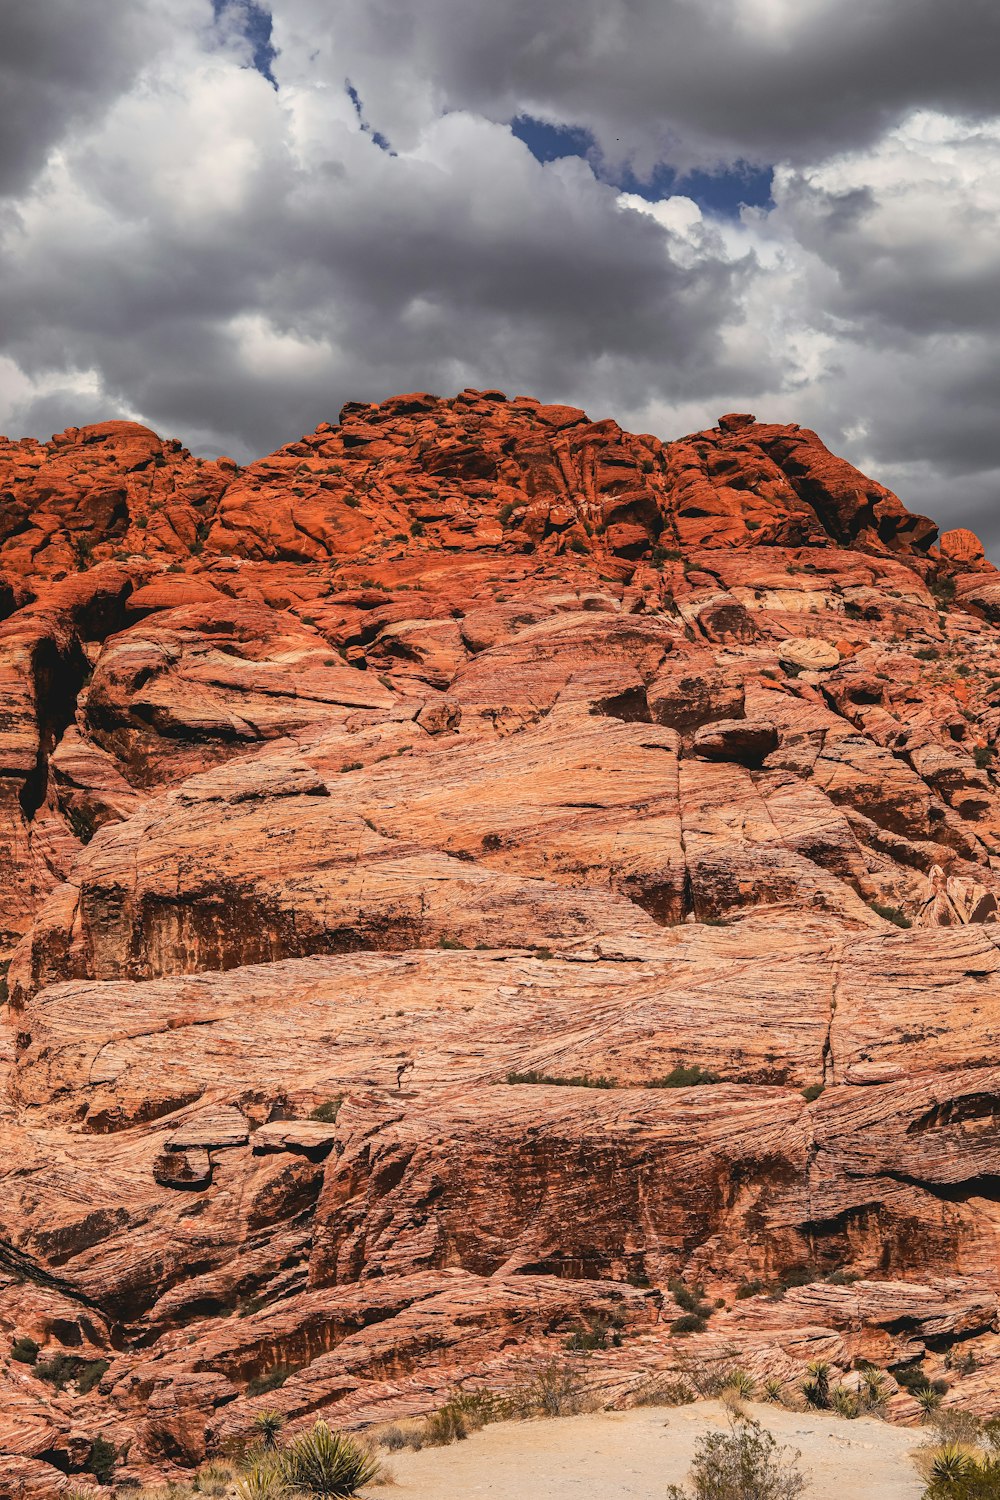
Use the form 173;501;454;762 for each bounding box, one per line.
511;114;773;217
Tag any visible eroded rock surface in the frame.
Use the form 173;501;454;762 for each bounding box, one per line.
1;394;1000;1489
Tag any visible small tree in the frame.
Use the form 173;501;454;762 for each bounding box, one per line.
666;1415;806;1500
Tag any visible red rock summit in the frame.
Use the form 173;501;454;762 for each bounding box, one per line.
2;390;1000;1492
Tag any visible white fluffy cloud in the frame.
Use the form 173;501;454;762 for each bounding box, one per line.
0;0;998;550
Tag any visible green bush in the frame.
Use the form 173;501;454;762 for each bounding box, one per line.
248;1365;296;1397
564;1316;621;1352
11;1336;39;1364
505;1070;616;1088
666;1414;806;1500
84;1435;118;1484
308;1099;342;1124
869;900;912;928
76;1359;109;1394
29;1351;108;1392
670;1313;708;1335
653;1064;719;1089
801;1083;825;1102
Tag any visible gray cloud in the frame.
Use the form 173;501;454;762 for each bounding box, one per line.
300;0;1000;171
0;1;997;557
0;0;177;196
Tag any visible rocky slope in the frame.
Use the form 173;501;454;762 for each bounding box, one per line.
1;390;999;1493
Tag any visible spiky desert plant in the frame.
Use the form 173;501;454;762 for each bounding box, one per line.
928;1442;976;1485
859;1367;888;1409
801;1361;831;1409
916;1385;944;1418
831;1385;860;1419
253;1410;286;1451
762;1377;785;1404
279;1421;381;1496
235;1462;288;1500
722;1369;756;1400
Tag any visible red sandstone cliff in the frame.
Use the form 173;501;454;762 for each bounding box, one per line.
1;391;1000;1492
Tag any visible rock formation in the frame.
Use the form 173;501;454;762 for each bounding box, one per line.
1;390;999;1492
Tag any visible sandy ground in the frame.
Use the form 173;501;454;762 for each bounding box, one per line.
377;1400;927;1499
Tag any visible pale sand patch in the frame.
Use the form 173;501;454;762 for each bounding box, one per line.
377;1400;926;1499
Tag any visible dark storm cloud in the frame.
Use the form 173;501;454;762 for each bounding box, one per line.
0;1;997;555
0;0;170;196
0;109;756;456
311;0;1000;170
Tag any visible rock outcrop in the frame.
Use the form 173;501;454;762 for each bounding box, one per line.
1;392;999;1490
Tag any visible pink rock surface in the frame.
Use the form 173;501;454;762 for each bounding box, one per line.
1;392;999;1490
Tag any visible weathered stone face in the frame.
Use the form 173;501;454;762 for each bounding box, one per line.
1;392;1000;1491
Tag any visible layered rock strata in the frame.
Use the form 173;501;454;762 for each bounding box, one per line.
1;393;999;1491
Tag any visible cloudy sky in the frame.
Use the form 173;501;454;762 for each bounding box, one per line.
2;0;998;547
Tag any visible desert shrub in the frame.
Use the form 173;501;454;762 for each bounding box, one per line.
505;1070;616;1088
915;646;940;661
278;1421;380;1496
76;1358;110;1394
497;502;515;524
932;1410;983;1447
653;1064;719;1088
671;1313;708;1336
11;1335;39;1364
665;1414;806;1500
308;1099;342;1124
801;1083;825;1102
378;1426;408;1452
194;1461;235;1496
422;1402;468;1446
518;1362;587;1417
762;1378;785;1404
931;577;957;607
633;1377;696;1407
84;1435;118;1484
248;1365;296;1396
35;1353;105;1391
869;900;912;928
735;1280;765;1301
669;1280;712;1318
975;747;996;770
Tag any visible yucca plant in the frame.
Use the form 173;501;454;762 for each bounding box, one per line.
928;1442;977;1485
279;1421;381;1496
762;1377;785;1404
254;1409;286;1451
831;1385;860;1419
859;1367;888;1409
801;1360;831;1410
916;1385;944;1418
722;1369;756;1400
235;1462;288;1500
